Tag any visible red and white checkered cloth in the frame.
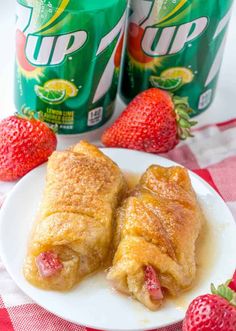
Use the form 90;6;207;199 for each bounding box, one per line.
0;118;236;331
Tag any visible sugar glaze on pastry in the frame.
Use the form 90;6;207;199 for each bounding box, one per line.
107;165;204;310
24;141;127;290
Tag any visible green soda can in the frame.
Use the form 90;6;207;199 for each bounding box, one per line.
120;0;234;116
15;0;127;134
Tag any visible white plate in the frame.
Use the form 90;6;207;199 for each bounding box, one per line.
0;149;236;331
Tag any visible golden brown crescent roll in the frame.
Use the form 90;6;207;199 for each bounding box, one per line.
24;141;127;290
107;165;204;310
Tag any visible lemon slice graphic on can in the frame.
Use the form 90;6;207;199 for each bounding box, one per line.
161;67;194;84
150;76;183;91
44;79;79;98
35;85;66;105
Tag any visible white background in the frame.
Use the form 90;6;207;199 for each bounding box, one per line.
0;0;235;125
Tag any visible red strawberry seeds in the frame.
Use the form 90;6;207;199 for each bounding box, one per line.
0;115;57;181
183;273;236;331
182;294;236;331
102;88;196;154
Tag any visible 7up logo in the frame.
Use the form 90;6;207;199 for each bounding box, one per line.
142;17;208;56
130;0;208;57
16;3;88;66
16;2;126;103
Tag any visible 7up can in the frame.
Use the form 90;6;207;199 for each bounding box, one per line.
15;0;127;134
120;0;234;116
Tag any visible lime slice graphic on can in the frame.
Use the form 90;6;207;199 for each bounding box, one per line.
44;79;78;98
150;76;182;91
35;85;66;105
160;67;194;84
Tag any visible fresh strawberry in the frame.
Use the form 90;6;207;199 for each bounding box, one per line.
36;251;63;278
144;265;163;301
229;270;236;292
102;88;196;153
183;277;236;331
0;115;57;181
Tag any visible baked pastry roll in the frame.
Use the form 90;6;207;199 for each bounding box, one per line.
24;141;127;290
107;165;204;310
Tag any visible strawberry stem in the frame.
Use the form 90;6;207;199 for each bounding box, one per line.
20;105;37;119
173;96;197;140
211;282;236;307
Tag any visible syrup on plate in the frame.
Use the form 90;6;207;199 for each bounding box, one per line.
170;216;217;310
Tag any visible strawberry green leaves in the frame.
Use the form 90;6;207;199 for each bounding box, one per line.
211;281;236;307
173;96;197;140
